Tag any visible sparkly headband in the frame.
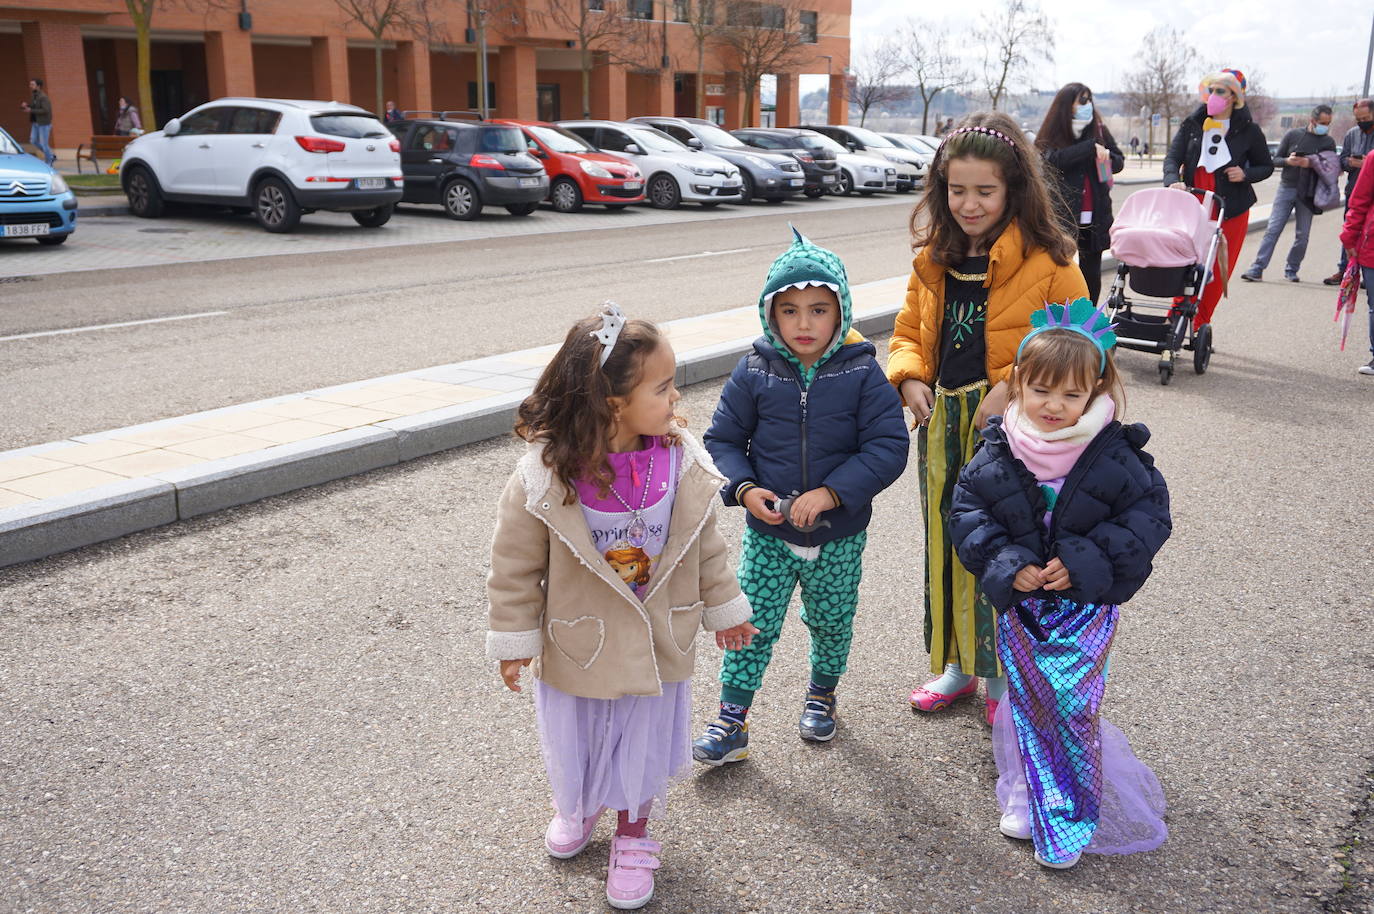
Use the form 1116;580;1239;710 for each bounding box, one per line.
589;301;626;367
940;125;1018;153
1016;299;1119;374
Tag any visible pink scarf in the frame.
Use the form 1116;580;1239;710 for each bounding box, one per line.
1004;394;1116;482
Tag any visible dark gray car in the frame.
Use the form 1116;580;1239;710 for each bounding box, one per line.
629;116;804;203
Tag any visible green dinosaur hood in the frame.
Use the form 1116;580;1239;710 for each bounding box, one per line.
758;226;854;382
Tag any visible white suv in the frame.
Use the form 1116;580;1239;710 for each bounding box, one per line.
558;120;740;209
120;98;403;232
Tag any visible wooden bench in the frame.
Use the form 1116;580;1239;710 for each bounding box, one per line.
76;135;135;174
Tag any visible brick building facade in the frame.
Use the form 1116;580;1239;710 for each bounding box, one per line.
1;0;850;150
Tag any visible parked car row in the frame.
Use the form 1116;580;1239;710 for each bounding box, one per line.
4;96;946;243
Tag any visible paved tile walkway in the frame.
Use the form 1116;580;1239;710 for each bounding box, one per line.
0;274;908;511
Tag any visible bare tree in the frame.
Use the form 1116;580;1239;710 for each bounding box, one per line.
713;0;812;127
846;36;910;127
900;20;970;134
537;0;633;118
333;0;445;115
125;0;228;130
973;0;1053;111
1121;26;1198;152
679;0;723;118
461;0;527;119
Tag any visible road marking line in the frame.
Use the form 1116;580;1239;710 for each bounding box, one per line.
646;247;752;263
0;311;230;342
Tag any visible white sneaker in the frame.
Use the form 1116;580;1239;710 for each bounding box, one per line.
999;808;1031;840
1358;359;1374;376
1034;850;1082;869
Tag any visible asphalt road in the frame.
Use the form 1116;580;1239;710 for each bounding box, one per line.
0;179;1274;452
1;201;1371;913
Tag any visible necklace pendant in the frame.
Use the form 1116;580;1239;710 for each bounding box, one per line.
626;513;648;547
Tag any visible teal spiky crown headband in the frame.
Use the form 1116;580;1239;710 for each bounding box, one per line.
1016;298;1119;374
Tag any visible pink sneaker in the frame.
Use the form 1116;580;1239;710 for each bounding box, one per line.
908;676;978;712
605;835;661;910
545;808;603;859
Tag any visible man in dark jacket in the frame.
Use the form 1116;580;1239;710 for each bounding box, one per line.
691;228;908;764
1325;98;1374;284
1242;104;1338;282
19;78;54;165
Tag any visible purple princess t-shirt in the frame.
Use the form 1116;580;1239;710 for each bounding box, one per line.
574;437;678;599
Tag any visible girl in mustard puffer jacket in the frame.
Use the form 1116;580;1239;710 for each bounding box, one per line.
888;111;1087;725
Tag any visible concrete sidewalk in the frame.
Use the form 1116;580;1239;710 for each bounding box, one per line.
0;203;1272;568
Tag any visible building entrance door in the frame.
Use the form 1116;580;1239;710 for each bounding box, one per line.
152;70;187;125
537;84;560;122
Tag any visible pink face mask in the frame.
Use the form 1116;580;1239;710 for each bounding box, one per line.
1206;93;1230;116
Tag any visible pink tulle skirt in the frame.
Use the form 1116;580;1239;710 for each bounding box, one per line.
992;700;1168;855
534;678;693;822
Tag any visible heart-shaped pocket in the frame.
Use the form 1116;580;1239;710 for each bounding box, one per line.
667;602;704;655
547;616;606;670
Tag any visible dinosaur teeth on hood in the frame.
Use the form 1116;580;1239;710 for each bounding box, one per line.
758;225;854;380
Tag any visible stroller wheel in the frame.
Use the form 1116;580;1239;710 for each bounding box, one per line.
1158;361;1173;386
1193;324;1213;374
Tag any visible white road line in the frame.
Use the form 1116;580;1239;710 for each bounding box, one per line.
0;310;230;342
645;247;752;263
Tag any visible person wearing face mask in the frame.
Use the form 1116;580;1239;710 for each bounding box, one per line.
1035;83;1125;304
1164;68;1272;328
1241;103;1338;283
1324;99;1374;285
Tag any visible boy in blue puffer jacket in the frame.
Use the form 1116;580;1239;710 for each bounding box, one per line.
692;228;909;764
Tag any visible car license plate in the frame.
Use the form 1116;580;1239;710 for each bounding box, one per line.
519;177;540;187
623;180;642;190
3;223;49;237
821;175;835;183
789;178;804;186
356;178;386;190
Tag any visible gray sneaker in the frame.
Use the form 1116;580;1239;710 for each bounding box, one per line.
1359;359;1374;376
1241;270;1262;282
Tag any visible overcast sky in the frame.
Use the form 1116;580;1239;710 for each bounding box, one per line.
818;0;1372;101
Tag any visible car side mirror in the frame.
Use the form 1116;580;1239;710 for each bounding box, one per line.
846;140;858;151
163;118;181;137
686;137;703;149
625;143;643;155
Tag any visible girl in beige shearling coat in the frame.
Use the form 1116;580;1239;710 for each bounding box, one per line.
486;309;753;910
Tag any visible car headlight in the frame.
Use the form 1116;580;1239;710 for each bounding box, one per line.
884;154;907;164
860;164;881;173
579;160;613;179
675;162;714;177
49;174;69;194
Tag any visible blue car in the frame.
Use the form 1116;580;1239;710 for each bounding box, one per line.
0;126;77;246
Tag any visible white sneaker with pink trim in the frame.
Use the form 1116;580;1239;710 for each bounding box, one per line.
544;809;602;859
605;835;661;910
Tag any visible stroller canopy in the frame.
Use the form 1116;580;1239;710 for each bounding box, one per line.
1109;188;1215;269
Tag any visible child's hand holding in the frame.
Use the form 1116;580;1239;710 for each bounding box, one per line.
715;621;760;651
1013;564;1044;593
789;487;836;528
742;487;785;525
1041;557;1072;591
499;658;532;692
899;380;935;425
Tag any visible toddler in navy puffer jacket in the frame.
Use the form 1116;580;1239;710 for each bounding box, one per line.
689;228;909;765
949;300;1171;871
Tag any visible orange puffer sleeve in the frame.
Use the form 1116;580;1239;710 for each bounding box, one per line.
887;267;936;391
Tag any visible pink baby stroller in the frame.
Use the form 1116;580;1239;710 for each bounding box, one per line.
1105;187;1225;385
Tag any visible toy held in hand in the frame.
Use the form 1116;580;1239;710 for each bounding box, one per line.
770;495;832;533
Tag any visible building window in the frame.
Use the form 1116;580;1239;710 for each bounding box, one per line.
727;1;784;29
800;10;817;42
674;0;688;21
467;81;496;109
628;0;653;19
588;0;604;10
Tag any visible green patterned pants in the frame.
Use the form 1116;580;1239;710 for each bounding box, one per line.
719;528;869;695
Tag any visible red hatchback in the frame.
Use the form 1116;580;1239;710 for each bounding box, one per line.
495;119;645;212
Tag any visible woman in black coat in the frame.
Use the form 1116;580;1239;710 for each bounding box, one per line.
1162;68;1272;327
1035;83;1125;304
